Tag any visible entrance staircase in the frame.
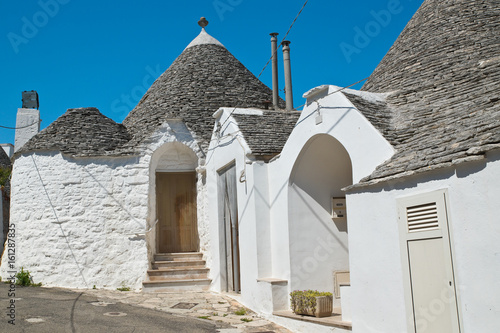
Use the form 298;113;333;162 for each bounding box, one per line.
142;252;211;292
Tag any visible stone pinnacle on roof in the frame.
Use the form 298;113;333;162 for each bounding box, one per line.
185;17;224;50
198;17;208;28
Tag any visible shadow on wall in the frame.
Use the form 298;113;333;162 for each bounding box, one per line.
287;134;353;291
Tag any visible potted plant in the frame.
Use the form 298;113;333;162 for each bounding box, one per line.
290;290;333;318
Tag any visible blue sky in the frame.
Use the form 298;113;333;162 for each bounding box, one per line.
0;0;424;145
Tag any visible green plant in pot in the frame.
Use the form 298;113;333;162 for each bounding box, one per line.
290;290;333;318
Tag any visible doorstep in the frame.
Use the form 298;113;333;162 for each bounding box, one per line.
273;309;352;331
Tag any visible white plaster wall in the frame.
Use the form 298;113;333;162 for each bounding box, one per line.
206;108;246;293
346;149;500;333
267;85;394;295
0;152;149;289
288;134;352;296
206;108;277;314
0;120;211;291
206;92;394;317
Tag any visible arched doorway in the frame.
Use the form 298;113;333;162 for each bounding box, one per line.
288;134;352;297
152;142;199;253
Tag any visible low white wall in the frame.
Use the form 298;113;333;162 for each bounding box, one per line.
346;149;500;333
0;152;149;289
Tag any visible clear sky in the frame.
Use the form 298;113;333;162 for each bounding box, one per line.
0;0;424;145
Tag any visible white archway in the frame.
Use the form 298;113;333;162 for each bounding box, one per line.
146;142;200;256
288;134;352;300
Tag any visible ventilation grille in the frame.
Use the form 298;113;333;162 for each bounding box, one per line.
406;202;439;232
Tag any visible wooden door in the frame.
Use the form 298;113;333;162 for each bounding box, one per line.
157;172;199;253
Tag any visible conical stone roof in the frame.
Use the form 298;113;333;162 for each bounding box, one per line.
17;107;131;157
362;0;500;93
123;28;280;152
354;0;500;185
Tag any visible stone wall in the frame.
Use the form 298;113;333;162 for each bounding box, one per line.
0;121;212;290
0;152;149;289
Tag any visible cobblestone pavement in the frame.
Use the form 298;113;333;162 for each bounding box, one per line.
78;288;292;333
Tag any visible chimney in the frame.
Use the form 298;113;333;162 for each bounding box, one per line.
15;91;40;152
270;32;279;110
282;40;293;111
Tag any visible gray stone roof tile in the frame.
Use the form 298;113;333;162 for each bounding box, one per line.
232;110;300;159
342;91;395;144
16;107;131;157
354;0;500;185
123;39;283;153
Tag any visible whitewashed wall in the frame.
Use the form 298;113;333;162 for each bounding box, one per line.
346;149;500;333
267;86;394;297
0;120;211;290
206;107;285;318
0;152;149;289
206;85;394;318
287;134;352;299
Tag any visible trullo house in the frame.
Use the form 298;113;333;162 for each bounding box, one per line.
0;19;285;292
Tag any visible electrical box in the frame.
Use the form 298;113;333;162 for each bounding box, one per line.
332;197;347;222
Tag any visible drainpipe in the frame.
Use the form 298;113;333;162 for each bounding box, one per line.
270;32;279;110
282;40;293;111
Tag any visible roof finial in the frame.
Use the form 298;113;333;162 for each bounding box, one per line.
198;17;209;29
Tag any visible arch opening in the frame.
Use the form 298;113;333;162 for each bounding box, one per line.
147;142;200;256
288;134;353;305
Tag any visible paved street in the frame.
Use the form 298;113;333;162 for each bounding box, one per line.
0;283;291;333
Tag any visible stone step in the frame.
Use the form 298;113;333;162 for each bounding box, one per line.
144;253;211;292
147;267;210;280
154;252;203;262
142;278;211;293
153;260;206;269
